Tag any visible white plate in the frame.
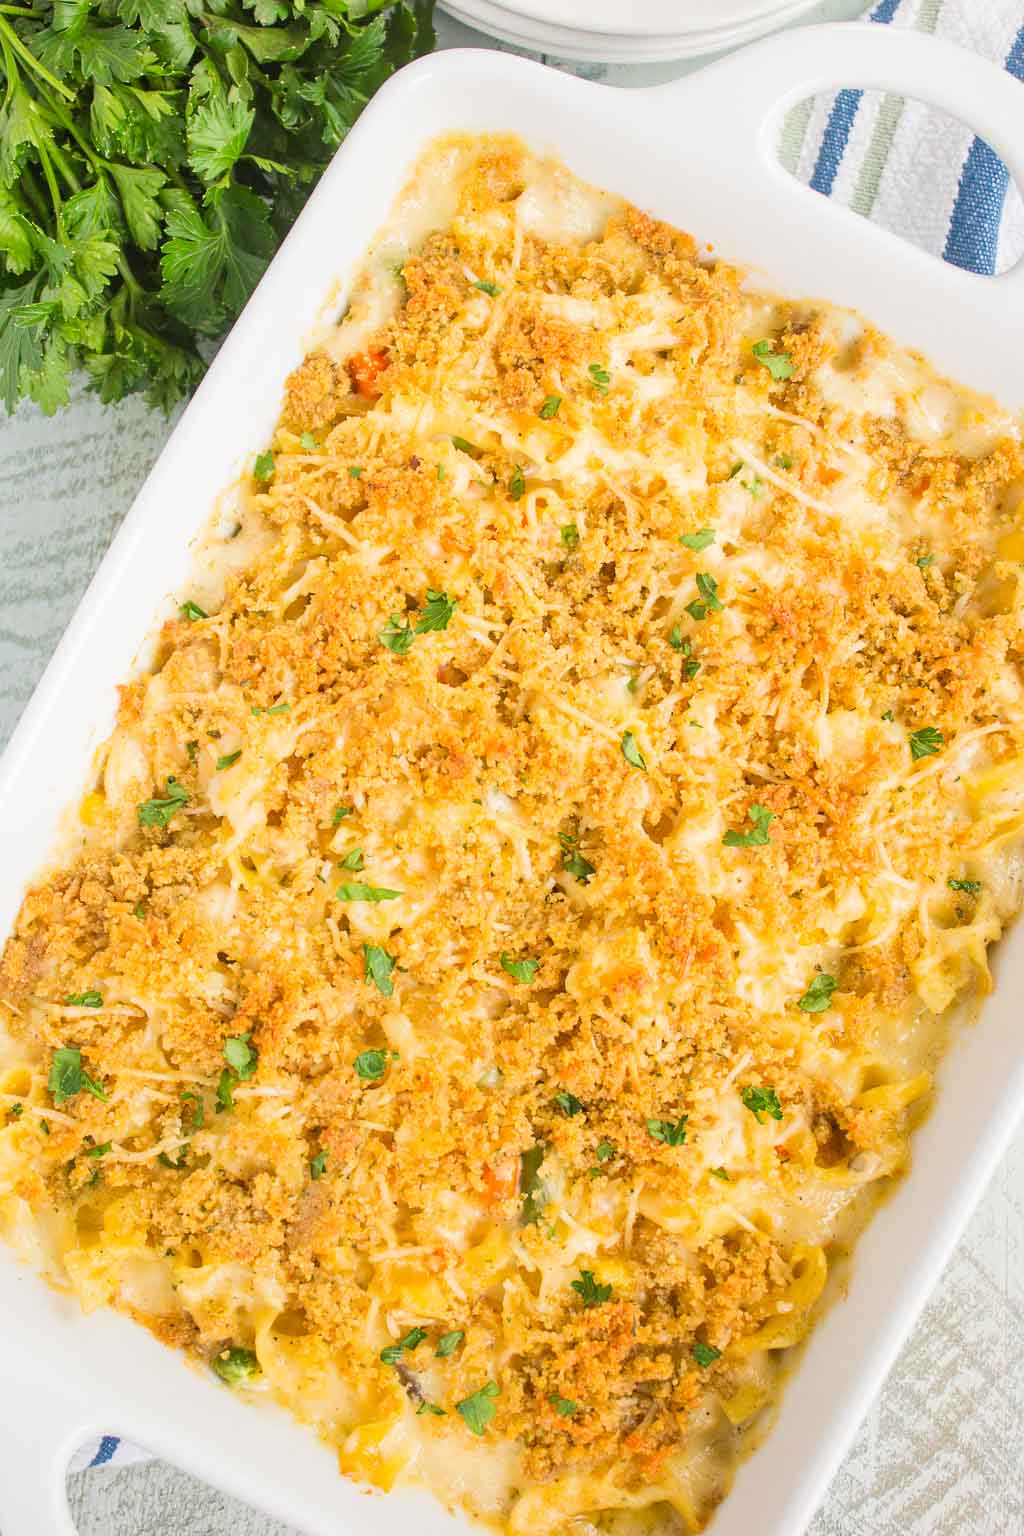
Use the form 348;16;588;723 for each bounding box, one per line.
1;24;1023;1536
439;0;820;62
463;0;817;40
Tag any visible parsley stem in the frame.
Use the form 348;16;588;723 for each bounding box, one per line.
0;17;75;101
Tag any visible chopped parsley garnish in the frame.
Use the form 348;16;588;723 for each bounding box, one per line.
253;451;275;483
752;339;795;381
251;703;290;717
158;1147;187;1170
709;1166;730;1181
436;1330;465;1357
685;572;723;621
65;990;102;1009
48;1047;107;1106
418;1401;446;1416
620;731;647;771
881;709;895;722
559;832;595;884
362;944;397;997
560;523;579;549
679;528;715;552
332;804;354;825
223;1033;257;1081
336;882;401;903
85;1140;112;1158
909;726;944;761
646;1114;689;1146
949;877;982;895
554;1090;584;1117
588;363;610;394
520;1143;547;1225
473;279;501;297
723;804;773;847
500;952;540;984
215;750;241;771
549;1394;578;1416
692;1342;722;1368
354;1049;390;1081
299;432;318;451
213;1347;260;1386
741;1085;783;1124
916;553;934;569
338;848;365;871
588;1138;615;1177
310;1150;327;1180
180;600;208;621
137;777;189;829
348;466;363;479
379;613;416;655
776;452;794;470
380;1326;427;1365
798;973;837;1013
728;461;744;478
451;435;482;458
133;902;148;920
181;1090;204;1130
186;740;199;763
9;1103;22;1118
539;395;561;420
509;466;526;500
216;1070;235;1113
669;626;685;651
571;1269;611;1308
457;1381;500;1435
416;590;458;633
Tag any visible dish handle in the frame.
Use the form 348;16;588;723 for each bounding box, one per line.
651;21;1024;297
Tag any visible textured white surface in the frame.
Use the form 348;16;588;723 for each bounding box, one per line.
0;1;1020;1531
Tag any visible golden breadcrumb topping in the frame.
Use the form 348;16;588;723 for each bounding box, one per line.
3;137;1024;1534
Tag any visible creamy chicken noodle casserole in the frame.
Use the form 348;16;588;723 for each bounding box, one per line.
3;136;1024;1534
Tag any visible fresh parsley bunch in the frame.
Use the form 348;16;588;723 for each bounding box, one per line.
0;0;434;415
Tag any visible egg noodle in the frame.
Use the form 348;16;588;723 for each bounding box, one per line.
3;136;1024;1533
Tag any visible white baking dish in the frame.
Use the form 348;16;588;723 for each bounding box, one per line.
2;23;1023;1536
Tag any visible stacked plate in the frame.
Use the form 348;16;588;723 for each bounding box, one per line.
439;0;823;62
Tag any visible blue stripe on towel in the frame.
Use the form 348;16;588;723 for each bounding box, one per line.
943;22;1024;274
89;1435;120;1468
808;0;904;198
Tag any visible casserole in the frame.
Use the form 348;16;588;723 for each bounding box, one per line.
1;22;1022;1536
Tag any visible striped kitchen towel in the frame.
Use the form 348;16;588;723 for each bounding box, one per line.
70;0;1024;1483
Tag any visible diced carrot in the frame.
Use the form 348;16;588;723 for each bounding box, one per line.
482;1157;518;1205
348;347;390;400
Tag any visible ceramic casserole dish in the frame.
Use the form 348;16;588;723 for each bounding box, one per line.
1;22;1023;1536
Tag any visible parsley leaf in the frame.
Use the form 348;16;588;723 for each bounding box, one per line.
723;804;773;848
338;848;365;871
948;877;981;895
554;1089;584;1117
362;944;397;997
436;1330;464;1357
538;395;561;420
332;804;353;825
752;339;795;381
379;613;415;655
588;363;610;394
310;1149;327;1180
65;990;103;1009
215;750;241;771
300;432;317;451
85;1140;112;1159
679;528;715;551
916;553;934;569
48;1047;107;1105
559;832;595;884
741;1085;783;1124
646;1114;689;1146
560;524;579;549
380;1326;426;1365
451;435;481;458
571;1269;611;1308
253;450;275;483
686;572;723;621
336;882;401;902
181;1090;204;1130
180;600;208;621
798;973;837;1013
549;1393;578;1415
415;590;457;633
909;726;944;761
709;1166;730;1181
457;1381;500;1435
418;1400;446;1416
500;952;540;984
223;1033;257;1081
137;776;189;828
692;1342;722;1368
473;279;501;297
509;466;526;500
354;1049;390;1081
213;1347;260;1386
519;1143;547;1225
621;730;647;771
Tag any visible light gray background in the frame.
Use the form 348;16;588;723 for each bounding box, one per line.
1;0;1020;1531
